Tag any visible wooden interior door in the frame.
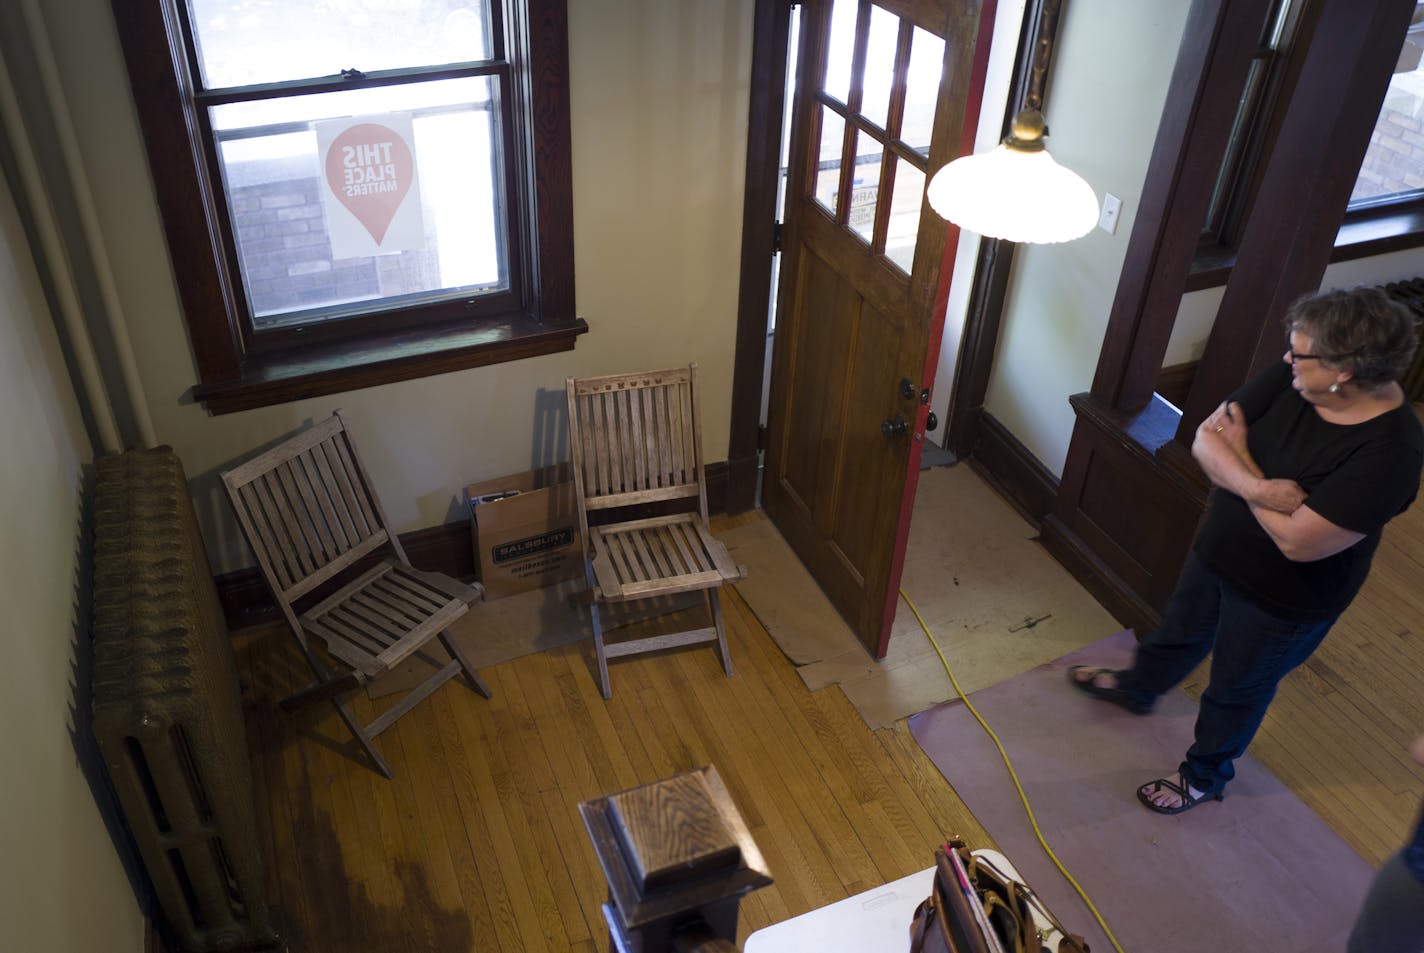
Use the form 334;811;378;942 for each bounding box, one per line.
764;0;991;658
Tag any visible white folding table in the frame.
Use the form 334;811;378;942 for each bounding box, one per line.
744;850;1066;952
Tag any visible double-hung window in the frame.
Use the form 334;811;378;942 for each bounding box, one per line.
1191;0;1424;288
113;0;581;414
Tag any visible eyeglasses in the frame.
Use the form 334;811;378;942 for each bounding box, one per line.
1287;347;1321;364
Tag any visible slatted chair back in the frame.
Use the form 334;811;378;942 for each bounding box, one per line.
221;411;404;614
566;365;708;541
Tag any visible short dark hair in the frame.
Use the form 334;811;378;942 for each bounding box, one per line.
1286;286;1420;388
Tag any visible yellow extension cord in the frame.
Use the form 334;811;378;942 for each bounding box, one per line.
899;588;1127;953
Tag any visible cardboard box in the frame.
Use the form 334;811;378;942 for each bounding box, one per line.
465;464;584;599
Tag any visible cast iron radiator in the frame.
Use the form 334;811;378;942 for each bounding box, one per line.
1382;277;1424;401
91;447;276;952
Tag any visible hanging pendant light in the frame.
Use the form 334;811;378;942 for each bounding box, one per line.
926;109;1099;244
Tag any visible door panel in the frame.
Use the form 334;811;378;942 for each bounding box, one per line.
764;0;989;656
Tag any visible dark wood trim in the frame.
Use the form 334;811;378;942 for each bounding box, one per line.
113;0;579;414
192;315;588;414
728;0;791;514
1175;0;1418;439
112;0;241;383
217;461;730;630
525;0;577;324
965;411;1058;525
1048;393;1207;638
1088;0;1271;413
964;409;1151;634
945;237;1013;456
943;0;1058;458
1039;513;1157;637
1185;204;1424;292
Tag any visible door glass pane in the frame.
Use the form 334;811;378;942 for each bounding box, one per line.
823;0;858;104
861;6;900;131
814;108;847;216
186;0;493;89
902;27;944;155
848;131;883;245
886;157;925;272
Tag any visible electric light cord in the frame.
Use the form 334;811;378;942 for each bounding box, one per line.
899;588;1127;953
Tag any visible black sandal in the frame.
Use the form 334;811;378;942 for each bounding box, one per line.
1136;774;1224;815
1066;666;1152;715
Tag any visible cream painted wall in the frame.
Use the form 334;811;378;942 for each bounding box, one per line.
0;181;143;950
982;0;1193;475
35;0;754;573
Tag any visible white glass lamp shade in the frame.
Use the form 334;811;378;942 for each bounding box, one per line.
926;113;1099;244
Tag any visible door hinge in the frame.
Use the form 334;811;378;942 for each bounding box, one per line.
773;220;783;254
757;423;768;451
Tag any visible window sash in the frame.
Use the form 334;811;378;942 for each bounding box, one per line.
111;0;582;414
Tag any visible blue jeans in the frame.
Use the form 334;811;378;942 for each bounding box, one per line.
1347;848;1424;953
1116;552;1336;795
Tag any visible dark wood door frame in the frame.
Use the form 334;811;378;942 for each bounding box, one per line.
726;0;794;513
943;0;1063;458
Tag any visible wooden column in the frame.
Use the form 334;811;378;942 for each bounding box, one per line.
1172;0;1418;439
580;766;773;953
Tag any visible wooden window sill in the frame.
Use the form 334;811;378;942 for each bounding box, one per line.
1185;205;1424;292
191;313;588;415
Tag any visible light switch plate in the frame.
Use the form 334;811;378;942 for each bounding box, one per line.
1099;193;1123;234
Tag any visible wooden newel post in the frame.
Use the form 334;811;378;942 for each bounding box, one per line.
579;765;773;953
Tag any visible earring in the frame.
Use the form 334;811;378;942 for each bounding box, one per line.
1328;382;1341;394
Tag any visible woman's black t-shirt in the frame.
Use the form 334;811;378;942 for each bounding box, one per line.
1193;362;1424;621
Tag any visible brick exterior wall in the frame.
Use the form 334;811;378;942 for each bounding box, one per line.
1354;103;1424;203
231;174;439;327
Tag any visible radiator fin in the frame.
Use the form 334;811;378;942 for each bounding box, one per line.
1381;277;1424;402
92;447;277;952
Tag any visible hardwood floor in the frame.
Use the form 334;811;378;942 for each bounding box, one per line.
232;498;1424;953
234;510;991;953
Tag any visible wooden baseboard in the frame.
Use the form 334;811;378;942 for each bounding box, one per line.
967;411;1059;525
216;460;729;632
967;410;1152;632
1039;513;1157;635
724;450;759;514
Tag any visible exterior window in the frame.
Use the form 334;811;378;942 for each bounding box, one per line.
1200;0;1296;247
113;0;581;414
1193;0;1424;285
1350;14;1424;209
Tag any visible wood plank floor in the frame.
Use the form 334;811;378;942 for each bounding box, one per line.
234;510;992;953
232;498;1424;953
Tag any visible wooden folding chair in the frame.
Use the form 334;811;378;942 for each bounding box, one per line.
221;410;490;778
566;364;745;698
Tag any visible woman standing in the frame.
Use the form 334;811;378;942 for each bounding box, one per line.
1069;285;1424;814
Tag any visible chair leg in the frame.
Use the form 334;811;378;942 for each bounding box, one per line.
439;630;492;699
709;588;733;678
590;602;612;700
286;634;394;778
331;696;393;779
